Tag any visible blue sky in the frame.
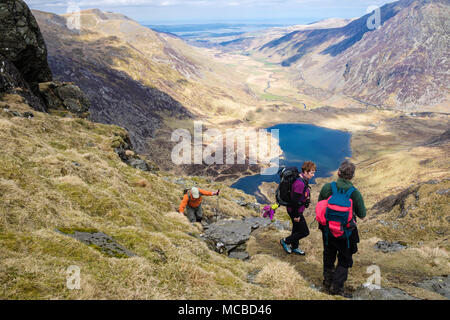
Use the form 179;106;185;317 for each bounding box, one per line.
24;0;398;24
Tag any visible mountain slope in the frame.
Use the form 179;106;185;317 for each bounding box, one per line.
33;9;259;118
320;0;450;111
259;1;402;65
32;9;194;156
0;92;331;300
32;9;265;174
256;0;450;111
0;2;327;299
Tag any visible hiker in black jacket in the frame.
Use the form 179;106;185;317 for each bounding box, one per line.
317;160;366;298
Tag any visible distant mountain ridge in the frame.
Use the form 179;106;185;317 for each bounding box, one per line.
32;8;263;177
260;1;402;66
208;18;354;51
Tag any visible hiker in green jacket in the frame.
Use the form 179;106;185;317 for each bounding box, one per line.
317;160;366;298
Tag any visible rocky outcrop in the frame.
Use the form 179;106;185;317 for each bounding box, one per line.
423;129;450;146
0;53;46;110
371;185;420;216
39;81;90;117
0;0;92;118
112;131;160;172
0;0;52;111
0;0;52;89
374;240;408;253
416;275;450;299
371;179;449;216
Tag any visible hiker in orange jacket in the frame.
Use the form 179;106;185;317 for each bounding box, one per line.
179;187;219;223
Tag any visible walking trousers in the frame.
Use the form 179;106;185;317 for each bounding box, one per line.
322;228;359;289
186;205;203;223
284;213;310;250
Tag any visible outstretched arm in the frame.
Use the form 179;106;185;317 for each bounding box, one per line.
199;189;219;196
179;194;189;214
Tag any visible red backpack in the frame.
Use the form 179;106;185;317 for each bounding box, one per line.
315;182;356;247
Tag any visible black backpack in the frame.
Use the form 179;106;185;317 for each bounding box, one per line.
275;167;300;206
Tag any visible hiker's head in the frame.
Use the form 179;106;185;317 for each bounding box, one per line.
338;160;355;180
302;161;316;179
190;187;200;199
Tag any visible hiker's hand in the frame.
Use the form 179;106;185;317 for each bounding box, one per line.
213;190;219;195
294;217;300;222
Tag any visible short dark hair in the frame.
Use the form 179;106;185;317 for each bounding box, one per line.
302;161;316;173
338;160;355;180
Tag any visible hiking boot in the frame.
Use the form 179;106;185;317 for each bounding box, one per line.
323;267;334;293
280;238;291;254
322;279;332;293
291;248;305;255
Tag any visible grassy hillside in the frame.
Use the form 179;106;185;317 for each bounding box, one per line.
0;94;331;299
1;94;448;300
1;4;448;300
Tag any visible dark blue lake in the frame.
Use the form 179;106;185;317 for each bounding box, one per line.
230;123;352;204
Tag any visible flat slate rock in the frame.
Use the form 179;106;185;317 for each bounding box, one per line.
202;217;274;259
374;240;408;253
270;219;291;231
228;251;250;260
57;229;135;258
204;219;252;248
204;217;271;246
352;287;419;300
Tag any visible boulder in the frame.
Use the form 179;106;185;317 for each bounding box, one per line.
202;217;272;259
416;275;450;299
204;219;253;251
374;240;408;253
39;81;90;116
